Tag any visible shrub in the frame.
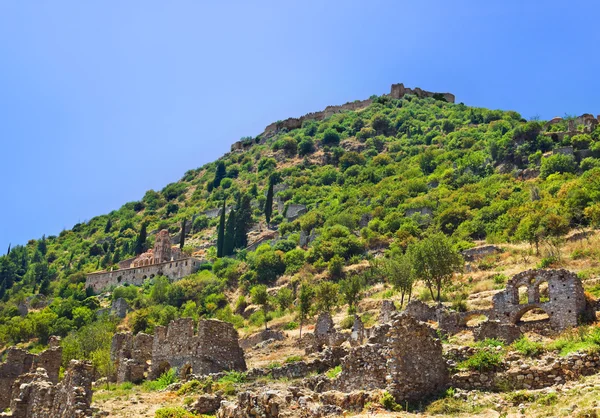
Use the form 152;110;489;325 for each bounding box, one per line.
283;321;298;330
339;315;355;329
284;355;303;364
380;391;402;412
458;348;503;372
512;336;544;357
322;129;340;146
325;365;342;379
154;407;197;418
540;154;577;179
143;368;178;391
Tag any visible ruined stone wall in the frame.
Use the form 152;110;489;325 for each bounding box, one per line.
148;318;246;380
85;257;202;292
331;314;448;403
490;269;586;331
239;329;285;350
385;314;448;403
111;331;153;384
0;342;62;411
390;83;455;103
452;351;600;391
4;360;94;418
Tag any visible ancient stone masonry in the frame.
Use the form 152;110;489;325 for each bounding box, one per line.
390;83;455;103
111;331;153;384
0;360;94;418
331;313;448;403
0;337;62;411
86;229;204;292
306;312;347;353
258;83;455;140
112;318;246;383
451;350;600;392
239;329;285;350
400;269;592;337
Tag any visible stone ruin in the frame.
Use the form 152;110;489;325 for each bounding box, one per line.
0;336;95;418
111;331;153;384
0;361;94;418
331;313;448;403
111;318;246;383
0;337;62;412
397;269;592;338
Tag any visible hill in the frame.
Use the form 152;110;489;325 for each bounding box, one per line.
2;83;600;416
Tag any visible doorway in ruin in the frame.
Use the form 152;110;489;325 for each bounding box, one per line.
515;306;550;325
180;364;193;380
155;361;171;378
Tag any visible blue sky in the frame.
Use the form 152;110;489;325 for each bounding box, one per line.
1;1;599;250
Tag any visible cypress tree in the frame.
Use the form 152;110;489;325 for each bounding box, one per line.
234;194;253;249
135;222;147;255
6;244;10;256
179;218;186;249
217;200;226;257
104;218;112;233
265;180;274;228
224;210;236;256
213;161;226;188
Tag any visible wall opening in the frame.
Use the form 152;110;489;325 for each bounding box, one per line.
515;306;550;324
518;285;529;304
464;314;489;328
537;281;549;303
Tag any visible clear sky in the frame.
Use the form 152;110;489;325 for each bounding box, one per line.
1;1;599;251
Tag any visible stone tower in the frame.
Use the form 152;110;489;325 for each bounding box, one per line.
153;229;172;264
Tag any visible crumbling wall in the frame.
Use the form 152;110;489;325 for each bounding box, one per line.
473;321;522;344
0;339;62;411
148;318;246;380
239;329;285;350
3;360;93;418
402;269;590;337
390;83;455;103
332;314;448;403
111;331;153;384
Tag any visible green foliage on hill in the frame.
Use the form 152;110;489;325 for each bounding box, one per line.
2;93;600;350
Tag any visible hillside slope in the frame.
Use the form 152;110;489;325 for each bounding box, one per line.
1;83;600;355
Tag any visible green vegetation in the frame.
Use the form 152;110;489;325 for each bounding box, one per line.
143;368;178;391
2;92;600;360
458;348;503;372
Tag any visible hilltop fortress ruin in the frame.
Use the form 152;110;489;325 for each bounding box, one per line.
85;229;203;292
230;83;455;152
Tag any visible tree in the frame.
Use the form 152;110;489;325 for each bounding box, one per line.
250;284;271;330
234;194;253;249
255;250;286;283
322;128;340;146
217;200;226;258
37;235;47;256
265;180;274;228
379;254;414;307
315;281;339;314
407;233;463;304
297;281;314;338
339;275;364;314
223;209;236;256
275;287;293;312
0;256;16;291
214;161;226;188
134;222;148;255
179;218;186;249
104;218;112;234
540;154;577;179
